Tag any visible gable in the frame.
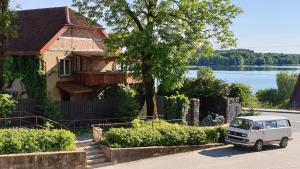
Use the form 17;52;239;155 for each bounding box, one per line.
6;7;107;56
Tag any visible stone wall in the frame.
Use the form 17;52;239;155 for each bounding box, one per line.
0;151;86;169
101;143;223;163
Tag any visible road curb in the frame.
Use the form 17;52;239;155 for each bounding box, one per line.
243;108;300;115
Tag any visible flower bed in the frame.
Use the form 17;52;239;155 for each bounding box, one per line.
103;120;227;148
0;129;76;155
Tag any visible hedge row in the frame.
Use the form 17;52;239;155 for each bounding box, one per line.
104;121;227;148
0;129;76;155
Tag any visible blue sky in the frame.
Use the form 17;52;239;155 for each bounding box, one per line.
10;0;300;54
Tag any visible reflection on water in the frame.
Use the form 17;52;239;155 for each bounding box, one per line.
187;65;300;93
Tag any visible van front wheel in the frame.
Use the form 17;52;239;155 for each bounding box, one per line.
280;138;288;148
254;140;263;151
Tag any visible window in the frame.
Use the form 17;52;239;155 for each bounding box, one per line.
265;121;277;129
59;59;71;76
277;120;288;128
253;122;264;130
230;118;253;130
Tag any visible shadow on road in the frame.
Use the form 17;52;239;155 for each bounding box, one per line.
199;145;281;157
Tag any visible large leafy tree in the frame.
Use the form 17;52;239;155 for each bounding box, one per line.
73;0;242;116
0;0;14;88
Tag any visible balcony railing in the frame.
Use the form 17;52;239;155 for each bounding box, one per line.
73;71;135;86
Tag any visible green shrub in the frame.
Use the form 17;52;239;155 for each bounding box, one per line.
215;125;228;143
203;127;220;143
0;129;76;154
229;83;258;107
40;99;62;122
165;93;190;123
157;125;189;146
104;121;227;148
0;94;16;118
256;88;279;106
102;84;140;119
184;127;206;145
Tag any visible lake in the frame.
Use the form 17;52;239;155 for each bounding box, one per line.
187;65;300;93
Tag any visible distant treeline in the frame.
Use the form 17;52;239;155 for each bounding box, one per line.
192;49;300;66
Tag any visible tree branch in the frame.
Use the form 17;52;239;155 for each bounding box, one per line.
124;3;144;31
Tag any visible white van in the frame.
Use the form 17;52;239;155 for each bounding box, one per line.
225;115;293;151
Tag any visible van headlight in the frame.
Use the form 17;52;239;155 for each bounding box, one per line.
242;133;248;137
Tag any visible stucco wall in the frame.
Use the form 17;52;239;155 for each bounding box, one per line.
43;27;110;101
0;151;86;169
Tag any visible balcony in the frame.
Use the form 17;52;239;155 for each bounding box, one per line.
73;71;136;86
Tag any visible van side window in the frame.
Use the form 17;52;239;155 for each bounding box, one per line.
265;121;277;129
253;122;264;129
277;120;288;128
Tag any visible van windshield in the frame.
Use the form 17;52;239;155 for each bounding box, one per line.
230;118;253;130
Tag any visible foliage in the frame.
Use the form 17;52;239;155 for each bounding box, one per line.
0;129;76;154
181;77;230;98
256;89;279;106
104;120;227;148
102;84;140;118
215;125;228;143
0;94;16;118
197;66;215;80
276;72;297;102
203;127;220;143
229;83;258;107
40;99;62;122
193;49;300;66
255;72;297;108
73;0;242;116
165;93;190;123
184;126;206;145
3;56;46;100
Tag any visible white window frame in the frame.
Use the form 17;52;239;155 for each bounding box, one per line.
59;59;71;76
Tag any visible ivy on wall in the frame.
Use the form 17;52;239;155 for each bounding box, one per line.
3;56;47;100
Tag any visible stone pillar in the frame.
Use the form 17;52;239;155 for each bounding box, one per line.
92;126;103;143
187;98;200;126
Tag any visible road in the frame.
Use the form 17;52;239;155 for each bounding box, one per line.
101;112;300;169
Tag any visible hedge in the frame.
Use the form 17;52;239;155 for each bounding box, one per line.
0;129;76;155
104;120;228;148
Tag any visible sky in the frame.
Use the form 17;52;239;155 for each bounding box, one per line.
10;0;300;54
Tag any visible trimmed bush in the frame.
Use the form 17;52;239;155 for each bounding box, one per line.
184;126;206;145
165;93;190;123
203;127;220;143
0;129;76;155
104;121;227;148
215;125;228;143
157;125;189;146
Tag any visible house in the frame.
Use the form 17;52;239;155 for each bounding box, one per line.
5;7;136;101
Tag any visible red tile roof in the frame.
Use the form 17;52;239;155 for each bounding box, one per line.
7;7;105;55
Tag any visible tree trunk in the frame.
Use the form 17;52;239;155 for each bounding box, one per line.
141;55;158;118
0;0;9;89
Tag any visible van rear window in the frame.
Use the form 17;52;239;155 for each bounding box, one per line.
277;120;288;128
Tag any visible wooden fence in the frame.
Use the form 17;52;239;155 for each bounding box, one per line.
15;98;122;120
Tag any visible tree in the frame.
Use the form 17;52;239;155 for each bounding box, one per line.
0;0;14;89
276;72;297;102
73;0;242;116
197;66;215;80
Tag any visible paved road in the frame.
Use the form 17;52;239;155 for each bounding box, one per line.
101;112;300;169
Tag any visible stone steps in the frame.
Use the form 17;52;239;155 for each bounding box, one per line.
77;140;112;169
